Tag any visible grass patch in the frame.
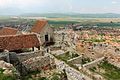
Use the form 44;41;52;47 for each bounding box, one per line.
23;70;41;80
81;57;91;65
91;60;120;80
99;61;120;80
57;51;79;62
0;68;16;80
84;39;105;42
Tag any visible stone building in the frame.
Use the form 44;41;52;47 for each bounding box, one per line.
30;20;54;45
0;34;40;52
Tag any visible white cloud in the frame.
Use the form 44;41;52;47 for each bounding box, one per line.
112;1;118;4
0;0;46;8
0;0;12;7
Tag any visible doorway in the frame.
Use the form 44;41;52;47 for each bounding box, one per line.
45;34;49;42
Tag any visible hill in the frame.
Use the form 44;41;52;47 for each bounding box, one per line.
20;13;120;18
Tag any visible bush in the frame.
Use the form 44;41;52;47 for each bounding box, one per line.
0;68;16;80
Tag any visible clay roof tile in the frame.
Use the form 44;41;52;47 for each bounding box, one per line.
0;27;18;35
31;20;47;33
0;34;40;51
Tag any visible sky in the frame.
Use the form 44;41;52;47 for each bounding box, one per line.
0;0;120;15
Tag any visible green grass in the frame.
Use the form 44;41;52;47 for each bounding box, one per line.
57;51;79;62
97;22;120;27
81;57;91;65
48;20;79;25
94;61;120;80
100;61;120;80
23;70;42;80
51;73;61;80
53;53;79;71
84;39;105;42
112;39;120;42
0;68;16;80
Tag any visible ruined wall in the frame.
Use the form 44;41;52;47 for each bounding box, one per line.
0;52;10;62
17;50;55;71
67;56;82;64
17;50;44;62
22;55;55;71
83;57;104;69
0;51;55;74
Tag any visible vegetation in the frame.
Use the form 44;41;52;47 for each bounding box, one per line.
21;13;120;18
57;51;79;62
51;73;61;80
48;20;79;25
90;60;120;80
24;70;66;80
112;39;120;42
99;61;120;80
84;39;105;42
89;67;96;72
38;77;49;80
97;22;120;27
53;53;79;71
81;57;91;65
0;68;16;80
23;70;42;80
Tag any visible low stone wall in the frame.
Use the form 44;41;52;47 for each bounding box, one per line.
17;50;44;62
0;52;15;63
83;57;105;69
0;51;55;72
67;56;82;64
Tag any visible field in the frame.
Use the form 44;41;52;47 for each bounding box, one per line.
0;16;120;28
47;17;120;22
89;61;120;80
46;17;120;28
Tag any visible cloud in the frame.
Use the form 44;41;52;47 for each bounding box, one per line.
112;1;118;4
0;0;46;8
0;0;12;7
0;0;120;15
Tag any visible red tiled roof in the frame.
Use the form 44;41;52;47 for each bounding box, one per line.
0;34;40;51
0;27;18;35
31;20;47;33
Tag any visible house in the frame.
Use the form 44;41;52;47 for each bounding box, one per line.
0;27;18;35
0;34;40;52
30;20;54;45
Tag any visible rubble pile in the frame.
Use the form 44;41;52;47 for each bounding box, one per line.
0;60;18;76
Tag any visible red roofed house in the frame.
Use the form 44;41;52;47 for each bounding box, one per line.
30;20;54;45
0;34;40;52
0;27;18;35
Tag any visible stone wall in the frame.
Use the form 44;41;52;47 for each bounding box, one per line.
0;52;10;62
0;51;55;72
17;50;55;71
67;56;82;64
83;57;105;69
39;24;54;44
22;55;55;71
17;50;44;62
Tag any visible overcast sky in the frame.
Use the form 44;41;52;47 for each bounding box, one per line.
0;0;120;15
